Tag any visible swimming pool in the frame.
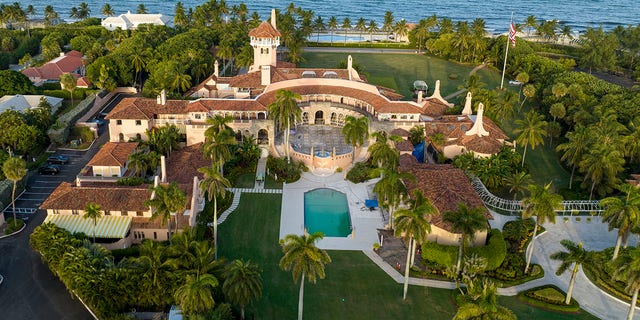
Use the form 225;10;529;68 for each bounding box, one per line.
304;188;352;237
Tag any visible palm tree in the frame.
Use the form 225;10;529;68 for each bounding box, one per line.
454;278;516;320
580;144;625;200
327;16;337;45
136;4;148;14
556;125;591;189
342;115;369;163
198;165;230;260
60;73;77;107
524;15;538;37
174;273;219;318
366;20;378;42
355;18;366;41
514;110;547;166
550;239;591;305
382;10;394;43
521;84;536;109
600;183;640;260
504;171;532;200
341;17;351;45
443;204;489;273
78;2;90;19
128;151;148;177
522;183;563;273
394;190;435;299
43;5;58;27
613;246;640;320
222;259;263;320
145;182;186;245
313;16;325;43
268;89;302;162
101;4;114;17
3;157;26;223
368;131;399;169
373;167;413;229
83;202;102;243
134;239;169;306
203;125;236;176
394;19;408;43
279;232;331;320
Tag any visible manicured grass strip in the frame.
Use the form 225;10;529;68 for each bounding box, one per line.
498;296;599;320
234;173;256;188
299;52;501;98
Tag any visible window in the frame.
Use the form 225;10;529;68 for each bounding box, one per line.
153;232;157;240
116;120;122;125
194;114;202;119
135;120;142;126
53;209;60;215
72;210;79;215
122;211;128;216
104;210;110;216
136;211;144;217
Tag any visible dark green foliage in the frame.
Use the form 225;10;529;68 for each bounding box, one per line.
581;247;633;302
195;190;234;240
0;70;35;96
70;125;94;143
266;155;306;183
421;229;506;270
452;146;522;191
346;160;380;183
487;219;538;281
116;177;147;186
111;246;140;262
408;126;425;146
4;218;24;234
519;285;580;312
43;89;86;100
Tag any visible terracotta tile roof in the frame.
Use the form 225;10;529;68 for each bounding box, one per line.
423;115;508;154
166;143;210;184
21;50;85;81
132;214;190;229
248;21;281;38
459;134;504;155
421;98;452;117
398;159;492;232
394;139;414;152
195;99;267;112
40;182;151;212
257;84;388;108
88;142;139;167
106;98;190;120
229;67;290;88
377;102;423;114
390;128;410;137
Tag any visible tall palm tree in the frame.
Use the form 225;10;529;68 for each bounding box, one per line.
373;167;413;229
382;10;394;43
174;273;219;318
268;89;302;162
443;204;489;273
550;239;591;305
366;20;378;42
341;17;351;45
279;232;331;320
342;115;369;163
198;165;230;260
522;183;563;273
3;157;26;223
394;19;408;43
368;131;399;169
203;119;236;176
453;278;516;320
83;202;102;243
524;15;538;37
60;73;77;107
514;110;547;166
600;183;640;260
134;239;169;306
128;151;149;177
101;4;114;17
355;17;366;41
580;144;625;200
394;190;435;299
613;246;640;320
223;259;263;320
556;125;591;189
43;5;58;27
504;171;532;200
145;182;186;245
327;16;337;45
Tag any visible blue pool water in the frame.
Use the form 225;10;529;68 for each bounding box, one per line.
304;188;351;237
315;151;331;158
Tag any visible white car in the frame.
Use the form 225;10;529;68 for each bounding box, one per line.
509;80;523;85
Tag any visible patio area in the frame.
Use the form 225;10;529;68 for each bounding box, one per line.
279;172;384;250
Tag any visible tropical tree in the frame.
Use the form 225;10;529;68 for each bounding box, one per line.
394;190;435;299
136;4;148;14
524;15;538;37
341;17;351;45
520;84;535;108
366;20;378;42
342;115;369;163
368;131;399;169
599;183;640;260
134;239;170;306
60;73;77;107
279;232;331;320
327;16;337;45
3;157;26;223
394;19;409;43
373;167;413;229
556;125;590;189
203;124;236;176
268;89;302;162
550;239;591;305
504;171;532;200
443;204;489;273
355;17;366;41
83;202;102;243
198;165;230;260
313;16;325;42
382;10;394;43
101;4;114;17
145;182;187;245
514;110;547;166
128;151;149;177
453;278;516;320
612;246;640;320
43;5;58;27
223;259;263;320
174;273;219;318
522;183;563;273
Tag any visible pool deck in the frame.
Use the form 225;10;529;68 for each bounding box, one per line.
280;172;385;250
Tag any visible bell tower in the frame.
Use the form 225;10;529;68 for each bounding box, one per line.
248;9;281;72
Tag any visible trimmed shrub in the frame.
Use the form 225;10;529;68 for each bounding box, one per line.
4;218;24;234
47;93;97;145
346;160;379;183
70;125;94;143
266;155;306;183
421;229;506;270
519;285;580;312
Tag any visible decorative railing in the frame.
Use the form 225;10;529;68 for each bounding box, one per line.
471;177;603;215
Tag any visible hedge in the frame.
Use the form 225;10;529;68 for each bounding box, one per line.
47;93;98;145
518;285;581;313
0;173;29;212
422;229;506;270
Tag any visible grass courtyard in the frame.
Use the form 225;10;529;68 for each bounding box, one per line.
299;52;502;99
217;193;597;319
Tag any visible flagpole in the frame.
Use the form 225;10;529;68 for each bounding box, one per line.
500;12;514;90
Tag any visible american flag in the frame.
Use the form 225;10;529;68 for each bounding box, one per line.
508;22;517;47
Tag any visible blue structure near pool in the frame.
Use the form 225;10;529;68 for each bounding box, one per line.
304;188;352;237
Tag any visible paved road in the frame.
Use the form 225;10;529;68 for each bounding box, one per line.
0;94;127;320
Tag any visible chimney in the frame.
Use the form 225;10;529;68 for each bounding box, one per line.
417;90;423;104
190;176;199;226
465;103;490;137
270;9;277;30
156;94;161;104
161;155;167;182
214;60;219;77
160;89;167;105
426;80;454;107
347;55;353;80
261;65;271;86
59;52;65;57
461;92;473;115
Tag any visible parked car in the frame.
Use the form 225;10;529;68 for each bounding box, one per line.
47;155;69;164
87;119;105;126
38;165;61;175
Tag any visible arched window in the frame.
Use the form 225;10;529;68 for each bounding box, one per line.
119;133;124;142
258;129;269;145
314;111;324;124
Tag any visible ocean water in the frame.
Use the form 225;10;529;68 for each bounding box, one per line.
19;0;639;34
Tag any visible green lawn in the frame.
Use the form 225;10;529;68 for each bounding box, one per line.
299;52;501;99
217;193;597;319
234;172;256;188
498;296;599;320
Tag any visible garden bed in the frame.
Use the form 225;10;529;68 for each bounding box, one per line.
518;285;580;313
